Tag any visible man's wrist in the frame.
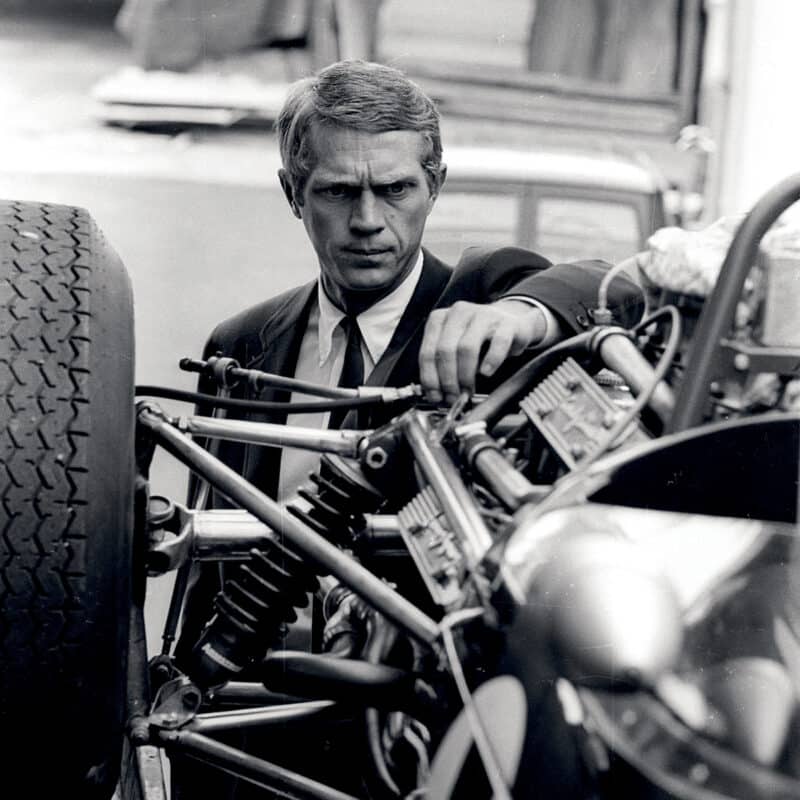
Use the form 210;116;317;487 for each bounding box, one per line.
496;296;561;348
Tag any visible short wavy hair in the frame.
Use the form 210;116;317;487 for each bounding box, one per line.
277;60;443;192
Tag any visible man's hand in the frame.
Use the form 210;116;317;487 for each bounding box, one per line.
418;299;550;403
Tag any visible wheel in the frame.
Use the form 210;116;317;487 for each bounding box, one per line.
0;200;135;798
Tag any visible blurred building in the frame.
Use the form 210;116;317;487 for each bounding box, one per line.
711;0;800;217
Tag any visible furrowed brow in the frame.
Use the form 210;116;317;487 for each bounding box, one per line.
312;175;362;189
373;176;419;189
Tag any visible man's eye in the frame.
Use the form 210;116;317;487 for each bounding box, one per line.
322;186;348;198
383;182;409;196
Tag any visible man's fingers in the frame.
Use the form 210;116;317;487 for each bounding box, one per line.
478;321;515;377
420;302;481;401
455;316;499;391
419;301;544;402
435;304;479;400
419;310;446;401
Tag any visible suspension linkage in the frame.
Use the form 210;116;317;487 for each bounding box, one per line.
137;403;440;647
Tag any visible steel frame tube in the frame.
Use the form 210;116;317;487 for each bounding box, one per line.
161;387;231;651
363;514;401;536
192;509;274;561
139;407;439;645
402;413;493;564
472;446;542;511
188;700;337;734
189;510;402;560
126;600;153;745
361;514;404;551
177;415;364;456
212;683;301;705
160;561;192;651
156;728;358;800
594;328;675;424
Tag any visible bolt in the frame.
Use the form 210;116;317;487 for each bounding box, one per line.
153;662;171;681
733;353;750;371
365;446;388;469
128;717;150;745
688;763;710;784
620;708;638;728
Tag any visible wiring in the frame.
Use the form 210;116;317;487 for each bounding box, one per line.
595;255;648;324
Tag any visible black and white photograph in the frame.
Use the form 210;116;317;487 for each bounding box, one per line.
1;1;799;798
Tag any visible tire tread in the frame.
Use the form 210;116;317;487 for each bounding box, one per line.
0;201;93;677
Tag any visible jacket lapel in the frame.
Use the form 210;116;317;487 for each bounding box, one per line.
248;280;317;378
241;281;316;496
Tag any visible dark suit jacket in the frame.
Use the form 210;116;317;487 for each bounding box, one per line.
196;245;644;503
175;243;645;731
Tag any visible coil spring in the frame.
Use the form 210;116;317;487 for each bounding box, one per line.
288;453;385;547
189;454;384;687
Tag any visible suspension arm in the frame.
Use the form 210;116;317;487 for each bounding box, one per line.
187;700;339;735
154;728;358;800
147;505;402;570
174;415;367;456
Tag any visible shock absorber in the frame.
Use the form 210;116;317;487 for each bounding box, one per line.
187;454;384;688
288;453;385;548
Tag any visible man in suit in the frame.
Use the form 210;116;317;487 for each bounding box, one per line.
174;58;643;798
197;58;643;504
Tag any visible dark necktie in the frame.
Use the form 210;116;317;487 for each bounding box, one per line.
328;315;364;429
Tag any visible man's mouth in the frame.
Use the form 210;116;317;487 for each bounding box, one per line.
344;247;390;256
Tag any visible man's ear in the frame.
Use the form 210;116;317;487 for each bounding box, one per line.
279;169;303;219
428;163;447;209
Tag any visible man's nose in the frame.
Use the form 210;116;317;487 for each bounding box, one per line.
350;190;384;234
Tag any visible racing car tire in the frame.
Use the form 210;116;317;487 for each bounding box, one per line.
0;200;135;798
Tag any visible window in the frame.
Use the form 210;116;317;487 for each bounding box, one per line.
425;192;519;263
534;197;642;265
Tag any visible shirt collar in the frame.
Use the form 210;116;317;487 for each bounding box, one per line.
316;250;424;366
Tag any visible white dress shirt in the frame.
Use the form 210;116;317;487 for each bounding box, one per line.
278;251;424;500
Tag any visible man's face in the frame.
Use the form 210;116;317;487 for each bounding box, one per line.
281;125;444;311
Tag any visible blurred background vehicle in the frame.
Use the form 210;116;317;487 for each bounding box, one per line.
426;146;671;265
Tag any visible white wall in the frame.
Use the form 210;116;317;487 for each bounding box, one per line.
718;0;800;217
